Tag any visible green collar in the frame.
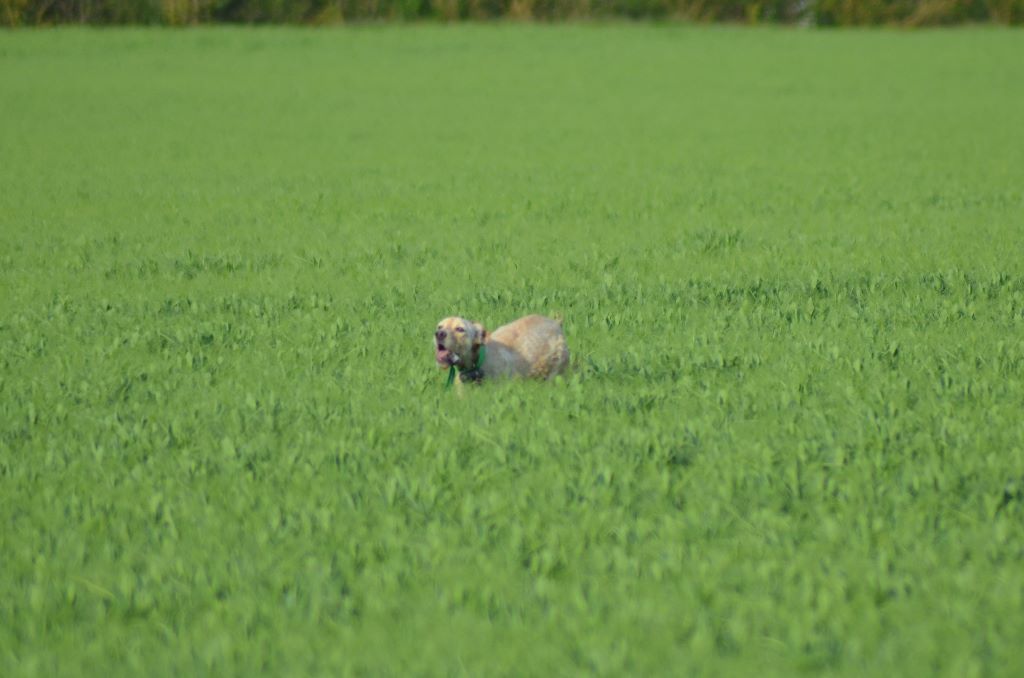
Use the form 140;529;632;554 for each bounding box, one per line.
446;345;486;388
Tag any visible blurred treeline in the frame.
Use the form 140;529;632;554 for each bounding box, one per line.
1;0;1022;25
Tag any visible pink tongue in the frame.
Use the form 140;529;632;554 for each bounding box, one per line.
436;348;450;364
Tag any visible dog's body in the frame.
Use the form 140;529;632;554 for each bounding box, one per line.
435;314;569;384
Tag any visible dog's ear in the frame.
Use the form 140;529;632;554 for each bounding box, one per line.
472;322;488;345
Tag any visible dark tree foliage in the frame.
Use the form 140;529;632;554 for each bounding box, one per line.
1;0;1022;25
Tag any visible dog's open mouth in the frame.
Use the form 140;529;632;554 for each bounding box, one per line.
436;345;456;366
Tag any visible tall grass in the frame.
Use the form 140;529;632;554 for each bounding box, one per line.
1;26;1023;676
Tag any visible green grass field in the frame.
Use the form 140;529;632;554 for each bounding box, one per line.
2;26;1023;675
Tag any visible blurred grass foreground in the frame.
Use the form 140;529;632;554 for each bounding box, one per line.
2;0;1023;25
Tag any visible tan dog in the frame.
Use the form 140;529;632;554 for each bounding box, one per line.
434;314;569;385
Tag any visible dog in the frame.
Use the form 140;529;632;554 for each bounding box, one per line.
434;314;569;385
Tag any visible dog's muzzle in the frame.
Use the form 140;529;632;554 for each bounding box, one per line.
436;344;456;366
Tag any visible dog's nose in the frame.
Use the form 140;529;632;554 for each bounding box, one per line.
435;330;446;341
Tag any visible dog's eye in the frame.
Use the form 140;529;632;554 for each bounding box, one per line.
455;327;465;333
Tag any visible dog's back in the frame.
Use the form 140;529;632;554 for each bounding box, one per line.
488;315;569;379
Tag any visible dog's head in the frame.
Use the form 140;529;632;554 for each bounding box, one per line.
434;316;487;368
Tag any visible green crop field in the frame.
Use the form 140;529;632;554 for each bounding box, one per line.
2;26;1023;676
